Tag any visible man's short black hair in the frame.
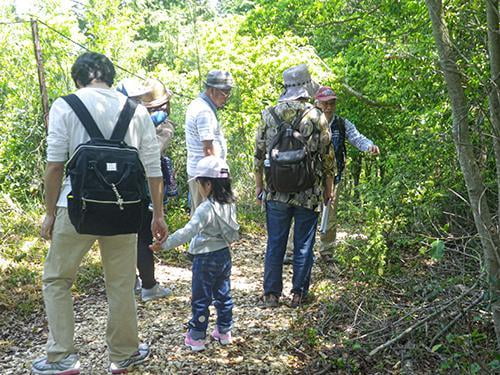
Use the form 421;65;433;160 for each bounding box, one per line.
71;52;116;88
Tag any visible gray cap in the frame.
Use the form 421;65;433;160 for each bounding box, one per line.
204;70;234;90
278;64;319;102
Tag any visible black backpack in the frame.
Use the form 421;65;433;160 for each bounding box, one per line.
331;116;346;184
62;94;147;236
265;106;315;193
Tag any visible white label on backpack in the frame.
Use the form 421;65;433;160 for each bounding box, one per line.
106;163;117;171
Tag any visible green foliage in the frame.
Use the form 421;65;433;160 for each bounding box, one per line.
305;327;319;347
435;330;498;373
237;203;265;235
241;0;482;277
0;0;491;283
334;202;391;278
0;0;497;369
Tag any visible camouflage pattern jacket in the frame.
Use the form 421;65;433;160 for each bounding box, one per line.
254;101;335;211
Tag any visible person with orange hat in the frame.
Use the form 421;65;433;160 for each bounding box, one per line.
315;86;380;260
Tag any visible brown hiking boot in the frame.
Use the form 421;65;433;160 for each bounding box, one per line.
291;293;303;308
263;294;279;308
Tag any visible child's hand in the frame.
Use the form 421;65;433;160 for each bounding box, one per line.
149;240;163;253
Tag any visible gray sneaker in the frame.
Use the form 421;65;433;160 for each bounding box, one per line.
108;343;150;374
134;277;141;294
141;283;172;302
31;353;80;374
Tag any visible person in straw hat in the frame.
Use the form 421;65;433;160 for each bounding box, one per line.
116;77;175;302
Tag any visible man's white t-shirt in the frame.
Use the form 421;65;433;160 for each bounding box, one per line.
47;87;161;207
184;96;227;176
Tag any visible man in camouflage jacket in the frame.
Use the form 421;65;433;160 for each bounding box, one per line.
254;64;335;308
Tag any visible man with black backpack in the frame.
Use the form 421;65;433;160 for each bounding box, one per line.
315;86;380;259
35;52;167;374
254;64;335;308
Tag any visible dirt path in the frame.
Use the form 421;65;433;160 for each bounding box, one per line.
2;233;312;374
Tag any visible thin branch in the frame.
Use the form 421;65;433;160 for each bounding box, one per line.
448;188;471;206
368;280;479;356
429;291;485;347
341;83;403;109
351;300;364;328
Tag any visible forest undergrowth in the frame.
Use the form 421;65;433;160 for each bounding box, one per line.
0;197;498;374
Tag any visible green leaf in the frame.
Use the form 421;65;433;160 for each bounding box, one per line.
470;363;481;374
489;359;500;370
352;342;362;350
431;344;442;352
430;240;445;260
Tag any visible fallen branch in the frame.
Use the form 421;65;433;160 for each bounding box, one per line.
314;363;333;375
351;300;364;328
352;301;431;341
429;291;484;347
368;281;479;356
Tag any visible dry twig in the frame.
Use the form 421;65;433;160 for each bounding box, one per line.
368;281;479;356
429;291;485;347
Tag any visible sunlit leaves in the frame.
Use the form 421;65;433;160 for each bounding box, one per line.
430;239;445;260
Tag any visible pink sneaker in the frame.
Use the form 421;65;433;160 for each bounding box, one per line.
211;327;232;345
184;332;206;351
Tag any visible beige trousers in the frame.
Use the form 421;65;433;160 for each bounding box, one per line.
188;175;204;215
319;180;342;254
42;208;139;362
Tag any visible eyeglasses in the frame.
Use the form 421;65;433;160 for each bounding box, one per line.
217;88;232;99
320;100;336;107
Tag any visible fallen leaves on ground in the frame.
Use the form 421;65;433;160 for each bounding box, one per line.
0;233;308;374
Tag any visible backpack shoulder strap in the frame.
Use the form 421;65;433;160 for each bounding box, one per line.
269;106;313;130
268;106;283;128
110;98;138;141
62;94;104;139
332;115;346;133
337;116;346;138
292;106;314;129
333;116;347;150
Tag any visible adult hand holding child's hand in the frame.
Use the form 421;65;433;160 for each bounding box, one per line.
149;239;163;252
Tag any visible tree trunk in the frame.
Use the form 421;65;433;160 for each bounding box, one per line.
486;0;500;220
486;0;500;347
425;0;500;347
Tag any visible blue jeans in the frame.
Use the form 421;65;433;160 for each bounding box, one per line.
189;248;233;340
264;200;318;297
